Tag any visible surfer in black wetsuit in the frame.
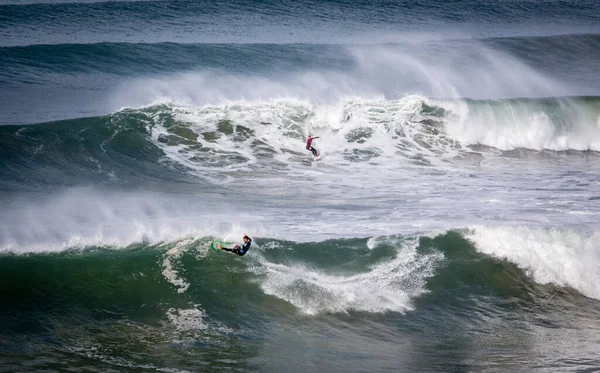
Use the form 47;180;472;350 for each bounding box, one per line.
221;234;252;256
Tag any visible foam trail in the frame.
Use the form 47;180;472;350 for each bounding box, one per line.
466;226;600;300
161;239;196;293
257;237;444;314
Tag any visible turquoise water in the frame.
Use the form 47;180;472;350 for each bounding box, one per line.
2;233;598;371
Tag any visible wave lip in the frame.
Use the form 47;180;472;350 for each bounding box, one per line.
438;97;600;151
465;226;600;300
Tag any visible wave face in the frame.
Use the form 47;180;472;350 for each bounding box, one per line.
2;0;600;372
1;229;599;371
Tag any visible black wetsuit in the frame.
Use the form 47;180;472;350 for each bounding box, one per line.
223;237;252;256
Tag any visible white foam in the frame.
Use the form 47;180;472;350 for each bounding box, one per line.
567;210;599;215
166;307;208;331
144;95;468;188
165;306;236;346
143;95;600;194
465;226;600;300
257;237;444;315
161;239;196;293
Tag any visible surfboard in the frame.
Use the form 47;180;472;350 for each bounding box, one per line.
211;240;230;251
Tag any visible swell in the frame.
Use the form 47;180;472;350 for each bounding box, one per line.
3;33;600;77
486;33;600;62
3;0;598;27
2;1;600;47
0;43;338;82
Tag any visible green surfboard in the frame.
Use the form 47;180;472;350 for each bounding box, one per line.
211;240;231;251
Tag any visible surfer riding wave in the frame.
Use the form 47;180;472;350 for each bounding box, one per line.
306;135;319;157
221;234;252;256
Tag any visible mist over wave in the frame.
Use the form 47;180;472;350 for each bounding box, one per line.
114;42;563;108
3;34;600;125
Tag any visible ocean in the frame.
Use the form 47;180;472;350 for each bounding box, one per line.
1;0;600;371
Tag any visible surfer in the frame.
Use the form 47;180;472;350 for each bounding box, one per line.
221;234;252;256
306;135;319;157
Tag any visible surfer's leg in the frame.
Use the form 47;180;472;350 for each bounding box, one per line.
222;245;240;253
311;147;318;156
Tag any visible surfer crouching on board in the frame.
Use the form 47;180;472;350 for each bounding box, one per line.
221;234;252;256
306;135;319;157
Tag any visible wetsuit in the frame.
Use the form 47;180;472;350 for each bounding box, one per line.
306;137;319;156
222;237;252;256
